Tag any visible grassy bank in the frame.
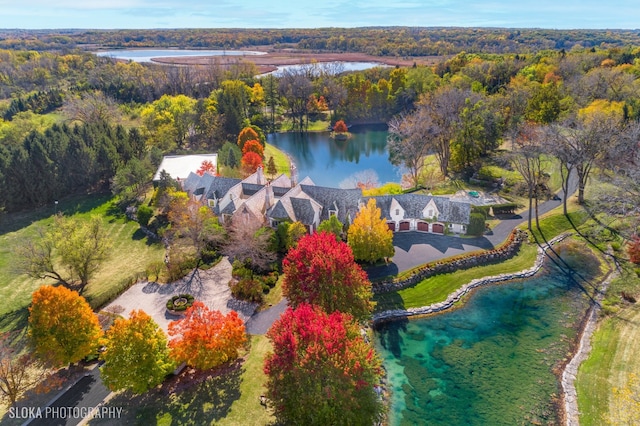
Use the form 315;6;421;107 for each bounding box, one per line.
0;195;164;332
263;143;291;176
576;267;640;425
373;242;539;312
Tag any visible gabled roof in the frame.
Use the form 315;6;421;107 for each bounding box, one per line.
205;176;241;199
242;183;263;197
299;184;362;224
268;200;293;221
290;197;316;225
367;194;471;224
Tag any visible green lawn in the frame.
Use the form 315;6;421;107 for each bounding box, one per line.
91;335;276;426
577;303;640;425
0;194;165;332
374;242;539;312
263;143;291;177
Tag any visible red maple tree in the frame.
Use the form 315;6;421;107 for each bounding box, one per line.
333;120;348;133
196;160;216;176
628;235;640;264
241;151;263;175
168;301;246;370
282;231;373;321
241;139;264;159
264;303;383;425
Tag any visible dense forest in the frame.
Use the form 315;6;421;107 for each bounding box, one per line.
1;28;640;222
2;27;640;56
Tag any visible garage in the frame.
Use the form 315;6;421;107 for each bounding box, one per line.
432;223;444;234
417;221;429;232
387;222;396;232
399;221;411;231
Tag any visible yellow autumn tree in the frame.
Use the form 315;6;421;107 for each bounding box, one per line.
347;199;394;263
100;310;173;394
29;285;102;367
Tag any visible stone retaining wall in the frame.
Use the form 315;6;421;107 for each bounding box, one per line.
372;233;571;324
373;229;527;294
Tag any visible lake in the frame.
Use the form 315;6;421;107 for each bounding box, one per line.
267;125;402;188
264;61;389;76
374;243;601;425
94;49;266;63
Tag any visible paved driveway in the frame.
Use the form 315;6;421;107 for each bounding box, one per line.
366;232;494;280
105;258;257;332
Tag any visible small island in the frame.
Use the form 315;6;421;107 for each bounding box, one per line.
330;120;352;141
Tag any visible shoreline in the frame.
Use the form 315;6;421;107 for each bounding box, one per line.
372;233;612;425
372;233;572;324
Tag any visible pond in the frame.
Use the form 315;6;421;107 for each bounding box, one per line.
94;49;266;63
267;125;402;188
374;243;601;425
263;61;389;76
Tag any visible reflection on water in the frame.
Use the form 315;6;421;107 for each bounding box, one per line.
374;244;601;426
267;126;401;188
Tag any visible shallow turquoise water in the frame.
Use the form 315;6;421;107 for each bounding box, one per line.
374;245;600;426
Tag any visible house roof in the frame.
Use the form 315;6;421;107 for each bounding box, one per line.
153;154;218;182
290;197;316;225
268;200;293;221
242;183;264;197
300;184;362;224
367;194;471;224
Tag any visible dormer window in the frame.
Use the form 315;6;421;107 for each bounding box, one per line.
329;210;337;217
395;209;399;215
428;209;433;217
208;199;216;207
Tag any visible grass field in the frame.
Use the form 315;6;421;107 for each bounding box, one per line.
0;194;165;332
91;335;276;426
577;303;640;425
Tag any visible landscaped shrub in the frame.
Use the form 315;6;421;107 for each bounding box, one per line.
137;205;154;227
231;278;263;303
472;205;491;219
232;259;253;279
467;213;487;236
492;203;518;215
166;294;195;312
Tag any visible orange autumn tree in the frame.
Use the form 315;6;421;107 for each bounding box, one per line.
196;160;216;176
241;139;264;159
237;127;260;150
29;285;102;367
333;120;348;133
241;151;263;175
168;302;246;370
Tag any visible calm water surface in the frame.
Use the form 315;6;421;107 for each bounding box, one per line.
94;49;266;63
375;244;600;426
267;126;402;188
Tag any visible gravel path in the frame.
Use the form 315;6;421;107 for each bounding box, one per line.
105;258;258;332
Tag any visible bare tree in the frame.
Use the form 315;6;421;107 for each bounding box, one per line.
417;86;469;176
279;69;313;132
62;91;120;124
589;120;640;238
222;220;277;271
548;113;618;205
512;123;547;230
0;333;48;407
387;110;436;188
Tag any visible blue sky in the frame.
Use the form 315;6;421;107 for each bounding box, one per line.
0;0;638;30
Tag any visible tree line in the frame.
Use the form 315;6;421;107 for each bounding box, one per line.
3;27;640;56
